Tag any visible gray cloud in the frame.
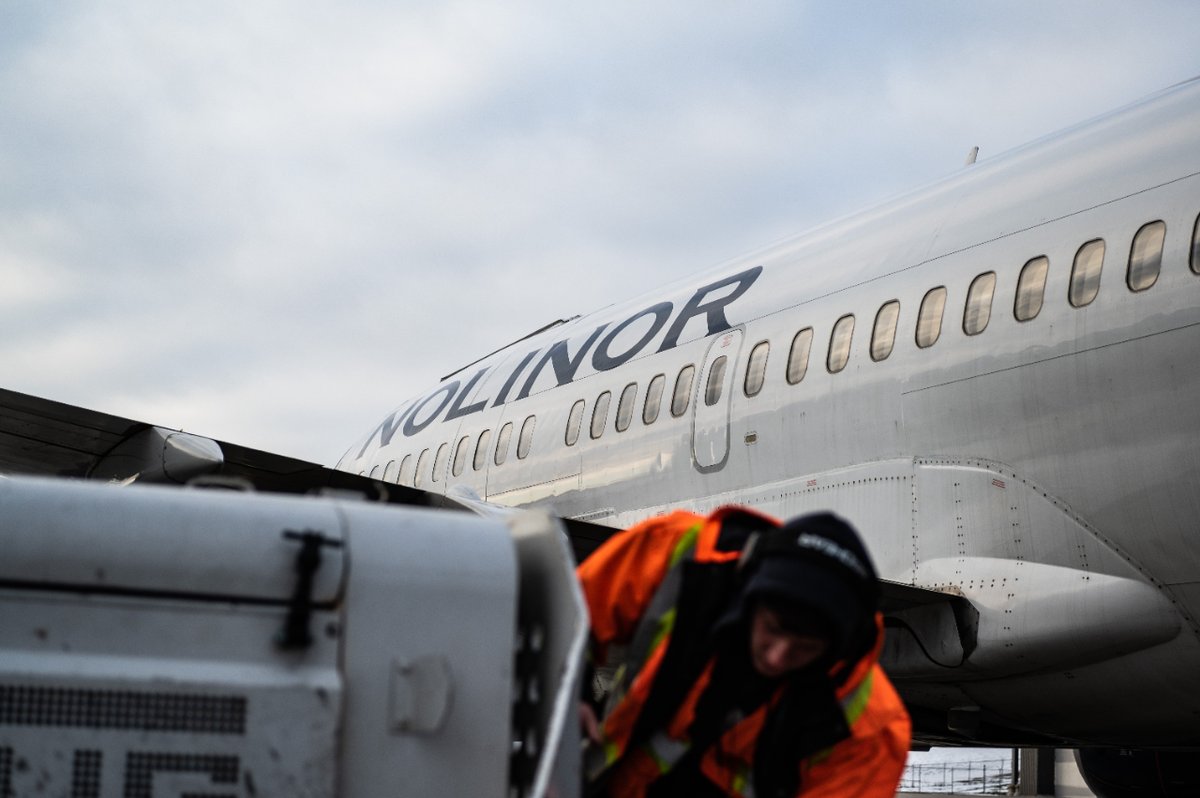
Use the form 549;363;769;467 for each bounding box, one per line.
2;1;1198;462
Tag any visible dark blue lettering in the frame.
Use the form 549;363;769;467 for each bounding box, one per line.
657;265;763;352
445;368;490;420
386;265;764;437
356;399;418;458
517;324;609;400
592;303;673;371
493;350;540;407
403;382;460;436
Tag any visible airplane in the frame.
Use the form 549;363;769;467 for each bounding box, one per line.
3;76;1199;796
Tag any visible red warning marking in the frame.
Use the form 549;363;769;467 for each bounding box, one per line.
992;478;1006;489
806;479;818;487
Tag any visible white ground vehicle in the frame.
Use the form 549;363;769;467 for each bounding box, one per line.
0;475;584;797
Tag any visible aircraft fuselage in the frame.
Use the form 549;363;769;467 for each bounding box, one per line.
341;79;1200;747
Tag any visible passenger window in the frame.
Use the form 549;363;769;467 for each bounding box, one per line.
1069;239;1105;307
473;429;492;471
644;374;666;424
704;356;728;406
744;341;769;396
452;435;470;477
1192;213;1200;274
398;454;412;485
383;459;398;482
1015;256;1049;321
827;315;855;373
1127;221;1165;292
432;443;449;482
591;392;611;439
495;423;513;466
414;448;430;486
963;272;996;335
916;287;947;348
517;415;536;459
871;301;900;361
616;383;637;432
671;365;695;417
566;400;585;446
787;328;813;384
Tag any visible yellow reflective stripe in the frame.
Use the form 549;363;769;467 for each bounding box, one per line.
584;735;622;782
807;745;834;765
640;524;700;663
603;738;621;766
841;669;874;726
668;523;702;568
797;673;874;771
611;662;627;689
646;606;677;659
732;768;755;797
644;742;672;773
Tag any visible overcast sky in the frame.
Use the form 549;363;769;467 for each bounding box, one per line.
2;2;1198;465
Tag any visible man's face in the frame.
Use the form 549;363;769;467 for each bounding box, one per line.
748;604;830;678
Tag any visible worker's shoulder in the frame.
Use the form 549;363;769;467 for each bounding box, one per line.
624;509;708;539
854;663;911;739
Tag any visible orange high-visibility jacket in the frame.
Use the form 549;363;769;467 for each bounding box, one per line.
578;507;911;798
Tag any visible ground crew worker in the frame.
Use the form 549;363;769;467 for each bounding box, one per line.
577;506;910;798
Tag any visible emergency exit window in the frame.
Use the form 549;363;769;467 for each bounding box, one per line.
704;356;727;406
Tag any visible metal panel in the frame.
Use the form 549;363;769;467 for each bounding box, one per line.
0;594;342;797
0;476;345;603
337;503;519;798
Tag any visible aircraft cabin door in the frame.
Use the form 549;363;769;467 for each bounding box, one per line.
692;328;743;471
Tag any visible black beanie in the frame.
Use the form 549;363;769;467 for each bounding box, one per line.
741;512;880;661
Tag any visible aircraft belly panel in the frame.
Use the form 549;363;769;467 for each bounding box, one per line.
955;632;1200;745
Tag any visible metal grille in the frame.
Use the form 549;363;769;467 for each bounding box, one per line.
123;753;238;798
0;685;246;735
0;746;12;798
72;750;102;798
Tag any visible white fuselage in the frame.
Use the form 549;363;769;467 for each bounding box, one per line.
340;79;1200;746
